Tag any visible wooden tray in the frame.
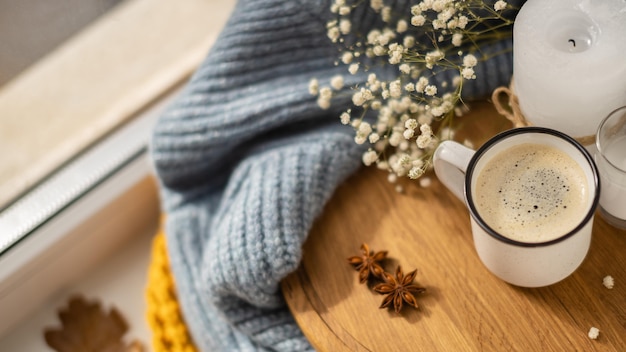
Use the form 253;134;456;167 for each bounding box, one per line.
281;101;626;351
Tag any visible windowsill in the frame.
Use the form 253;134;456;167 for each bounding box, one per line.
0;211;158;351
0;0;236;345
0;0;236;207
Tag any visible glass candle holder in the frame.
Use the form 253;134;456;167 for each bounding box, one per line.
595;106;626;229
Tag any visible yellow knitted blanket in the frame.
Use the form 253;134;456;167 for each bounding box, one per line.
146;227;197;352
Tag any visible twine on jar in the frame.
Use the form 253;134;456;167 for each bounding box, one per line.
491;78;596;146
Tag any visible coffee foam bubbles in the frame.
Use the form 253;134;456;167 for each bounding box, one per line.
475;143;589;243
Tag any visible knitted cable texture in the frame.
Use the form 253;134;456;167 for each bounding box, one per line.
150;1;524;350
146;227;198;352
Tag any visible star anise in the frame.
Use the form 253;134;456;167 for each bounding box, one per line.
374;266;426;313
347;243;388;283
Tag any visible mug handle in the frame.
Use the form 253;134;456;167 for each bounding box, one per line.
433;141;476;202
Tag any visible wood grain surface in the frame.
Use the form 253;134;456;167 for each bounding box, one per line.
281;101;626;351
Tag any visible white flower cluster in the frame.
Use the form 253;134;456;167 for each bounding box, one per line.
588;327;600;340
313;0;514;184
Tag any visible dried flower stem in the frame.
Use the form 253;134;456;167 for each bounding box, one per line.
312;0;517;184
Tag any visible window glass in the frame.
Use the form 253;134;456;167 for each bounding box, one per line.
0;0;124;207
0;0;235;209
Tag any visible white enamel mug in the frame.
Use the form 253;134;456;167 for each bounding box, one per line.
433;127;600;287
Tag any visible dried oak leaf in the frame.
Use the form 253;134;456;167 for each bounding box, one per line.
347;243;388;283
44;295;144;352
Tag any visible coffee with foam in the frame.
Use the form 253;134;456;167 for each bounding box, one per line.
475;143;589;243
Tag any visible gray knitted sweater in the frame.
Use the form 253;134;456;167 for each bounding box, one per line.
150;0;522;350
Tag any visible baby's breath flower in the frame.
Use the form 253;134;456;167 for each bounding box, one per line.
425;50;444;69
452;33;463;47
419;176;432;188
320;0;515;183
415;77;429;93
494;0;507;11
447;18;458;29
431;0;446;12
373;45;386;56
341;52;354;64
432;19;446;30
387;43;403;61
381;6;392;22
430;106;445;117
339;19;352;35
412;158;424;169
352;88;373;106
366;29;380;45
403;35;415;48
416;134;433;149
327;25;340;42
340;111;351;125
389;131;403;147
319;87;332;100
588;327;600;340
367;73;378;85
362;149;378;166
457;15;469;29
308;78;319;95
398;153;412;167
354;122;372;144
378;28;395;46
417;114;433;125
331;75;344;90
424;85;438;96
463;54;478;67
396;19;408;33
370;0;383;11
461;67;476;80
405;118;418;130
389;80;402;98
348;63;359;75
408;166;424;179
437;9;455;23
452;75;462;87
411;15;426;27
317;96;331;109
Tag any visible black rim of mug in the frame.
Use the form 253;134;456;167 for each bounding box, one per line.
465;127;601;248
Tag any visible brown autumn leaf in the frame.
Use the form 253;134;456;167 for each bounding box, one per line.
44;295;144;352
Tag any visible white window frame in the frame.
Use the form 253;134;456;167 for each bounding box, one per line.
0;0;235;338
